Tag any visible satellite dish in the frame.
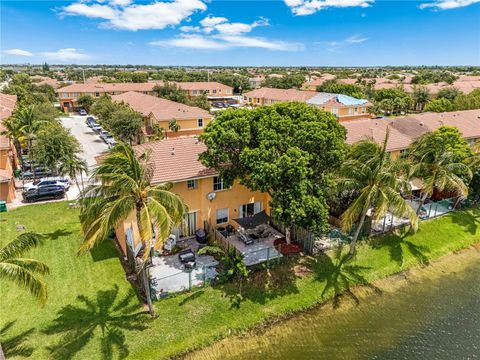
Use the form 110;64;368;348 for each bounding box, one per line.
207;192;216;201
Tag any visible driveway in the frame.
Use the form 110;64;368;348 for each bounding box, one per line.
60;115;108;170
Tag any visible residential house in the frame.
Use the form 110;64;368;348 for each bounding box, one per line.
114;137;269;255
57;81;235;112
248;75;265;89
57;82;164;112
111;91;212;140
0;93;18;203
343;109;480;159
242;87;371;121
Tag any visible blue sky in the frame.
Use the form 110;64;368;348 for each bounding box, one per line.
1;0;479;66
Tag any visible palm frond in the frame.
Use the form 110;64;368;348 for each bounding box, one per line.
0;233;45;262
0;262;48;304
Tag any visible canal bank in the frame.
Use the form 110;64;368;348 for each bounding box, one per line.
186;245;480;359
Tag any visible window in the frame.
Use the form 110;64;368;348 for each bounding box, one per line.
348;108;353;115
213;176;225;191
354;107;358;113
332;107;338;116
95;92;100;97
218;89;222;94
192;90;198;95
467;138;476;146
73;92;80;97
362;106;366;113
187;179;198;190
198;118;203;128
61;93;67;98
216;208;229;224
243;96;247;101
212;89;217;94
239;202;262;218
248;97;252;102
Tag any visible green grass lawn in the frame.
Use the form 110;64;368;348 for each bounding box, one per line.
1;202;479;359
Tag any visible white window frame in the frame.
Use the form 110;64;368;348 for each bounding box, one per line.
198;118;203;128
187;179;198;190
213;176;225;192
216;208;229;224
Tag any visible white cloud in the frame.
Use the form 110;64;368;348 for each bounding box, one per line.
285;0;374;16
180;25;202;32
419;0;480;9
317;35;368;52
4;49;34;57
61;0;207;31
150;34;303;51
200;15;228;27
40;48;90;62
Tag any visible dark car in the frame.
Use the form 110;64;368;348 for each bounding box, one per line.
23;185;65;203
86;116;96;125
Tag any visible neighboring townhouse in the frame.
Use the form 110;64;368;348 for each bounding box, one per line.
114;137;269;255
111;91;212;140
242;87;371;121
343;109;480;159
57;82;164;112
248;75;265;89
175;82;234;99
57;81;235;112
0;93;18;203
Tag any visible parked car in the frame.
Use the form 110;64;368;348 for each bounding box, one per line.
21;167;52;180
23;185;65;203
92;125;102;133
86;116;96;126
99;130;111;142
78;109;87;116
24;177;70;192
106;138;117;148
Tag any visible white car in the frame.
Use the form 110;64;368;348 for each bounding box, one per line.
24;177;70;192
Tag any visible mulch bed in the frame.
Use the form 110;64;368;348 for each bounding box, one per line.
274;238;302;255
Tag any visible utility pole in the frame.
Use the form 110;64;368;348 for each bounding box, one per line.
82;68;86;84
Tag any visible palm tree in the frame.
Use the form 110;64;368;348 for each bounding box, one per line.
167;119;180;139
79;142;187;317
339;130;418;256
0;116;25;168
412;85;430;111
12;105;48;171
0;232;50;304
58;155;88;196
409;133;473;214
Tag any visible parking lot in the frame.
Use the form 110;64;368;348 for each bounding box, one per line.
9;115;108;209
60;115;108;170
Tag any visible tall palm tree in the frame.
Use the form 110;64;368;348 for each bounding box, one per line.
13;105;48;162
339;130;418;256
0;232;50;304
79;142;186;317
409;133;473;214
58;155;88;196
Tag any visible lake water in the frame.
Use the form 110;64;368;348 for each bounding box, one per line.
188;249;480;360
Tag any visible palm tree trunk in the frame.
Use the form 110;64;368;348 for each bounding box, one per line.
0;342;5;360
416;192;429;216
141;263;156;318
285;226;292;244
349;211;367;256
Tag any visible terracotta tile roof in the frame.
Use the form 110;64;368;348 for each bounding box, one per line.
0;93;17;121
243;88;318;102
111;91;212;121
133;137;216;184
175;82;233;92
31;75;60;89
57;82;165;93
343;109;480;151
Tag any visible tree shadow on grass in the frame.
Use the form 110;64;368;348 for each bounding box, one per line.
90;240;119;262
369;234;430;268
43;285;149;360
449;210;480;235
44;228;74;240
306;247;381;309
214;257;300;309
0;321;35;358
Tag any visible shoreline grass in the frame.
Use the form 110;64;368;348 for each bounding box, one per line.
1;202;479;359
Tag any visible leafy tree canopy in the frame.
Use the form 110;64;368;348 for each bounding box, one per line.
424;98;455;113
316;80;365;99
261;74;306;89
76;94;95;112
200;102;347;234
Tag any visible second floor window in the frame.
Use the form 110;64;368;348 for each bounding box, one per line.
187;179;198;190
198;118;203;128
213;176;225;191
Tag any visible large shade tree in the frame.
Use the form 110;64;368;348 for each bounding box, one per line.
200;102;347;241
79;143;186;316
339;130;418;255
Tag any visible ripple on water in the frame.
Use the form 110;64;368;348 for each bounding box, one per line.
188;250;480;360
